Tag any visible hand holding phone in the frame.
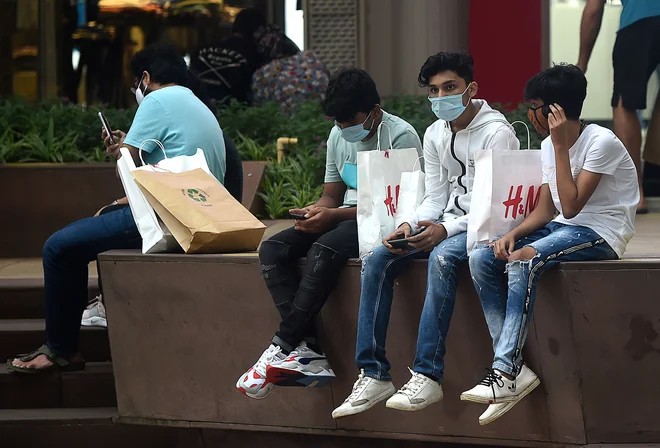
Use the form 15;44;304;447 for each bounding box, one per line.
388;226;427;250
98;112;114;144
289;212;308;221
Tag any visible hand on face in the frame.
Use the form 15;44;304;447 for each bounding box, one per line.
547;104;570;151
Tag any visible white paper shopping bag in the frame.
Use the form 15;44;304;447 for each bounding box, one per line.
395;158;425;229
117;140;213;254
357;122;421;257
467;123;542;254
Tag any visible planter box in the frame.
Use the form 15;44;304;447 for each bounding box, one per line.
0;164;124;258
0;162;266;258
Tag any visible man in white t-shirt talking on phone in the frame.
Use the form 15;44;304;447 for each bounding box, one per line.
464;64;638;425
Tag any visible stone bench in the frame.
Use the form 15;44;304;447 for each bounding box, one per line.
98;249;660;447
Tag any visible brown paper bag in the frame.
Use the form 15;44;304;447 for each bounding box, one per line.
132;168;266;253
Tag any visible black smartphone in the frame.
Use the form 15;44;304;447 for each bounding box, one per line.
290;212;308;221
389;238;409;249
98;112;114;144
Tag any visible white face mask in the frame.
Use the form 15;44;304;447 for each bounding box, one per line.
134;74;147;105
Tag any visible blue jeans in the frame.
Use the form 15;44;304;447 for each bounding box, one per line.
469;222;617;376
43;205;141;355
355;232;468;382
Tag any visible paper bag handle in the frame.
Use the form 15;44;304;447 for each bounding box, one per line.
376;121;393;151
510;121;531;150
412;156;424;172
138;139;167;166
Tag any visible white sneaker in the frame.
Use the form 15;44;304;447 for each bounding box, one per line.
81;296;107;328
460;365;540;404
385;368;443;412
266;342;335;388
331;370;396;419
236;344;286;400
479;401;517;426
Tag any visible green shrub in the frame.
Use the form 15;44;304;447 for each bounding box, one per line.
0;96;543;217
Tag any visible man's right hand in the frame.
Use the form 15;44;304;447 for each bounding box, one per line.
382;223;412;254
102;128;126;160
493;233;516;260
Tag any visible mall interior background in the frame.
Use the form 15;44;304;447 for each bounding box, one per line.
1;0;657;123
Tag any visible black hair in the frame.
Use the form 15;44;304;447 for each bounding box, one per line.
418;51;474;87
232;8;267;39
322;68;380;122
524;63;587;120
131;44;188;86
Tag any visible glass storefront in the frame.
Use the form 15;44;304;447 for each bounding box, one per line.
0;0;285;106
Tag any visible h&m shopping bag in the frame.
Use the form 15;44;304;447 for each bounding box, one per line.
395;157;425;229
132;168;266;253
467;122;542;254
357;122;421;257
117;140;213;254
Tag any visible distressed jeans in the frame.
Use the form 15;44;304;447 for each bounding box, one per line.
259;220;359;353
355;232;468;383
469;222;617;376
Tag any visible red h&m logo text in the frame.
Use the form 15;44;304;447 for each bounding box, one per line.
503;185;541;220
384;184;400;217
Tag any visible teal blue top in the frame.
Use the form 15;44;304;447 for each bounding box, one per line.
620;0;660;31
324;110;422;206
124;85;226;183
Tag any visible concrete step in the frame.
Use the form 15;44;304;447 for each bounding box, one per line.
0;362;116;409
0;408;183;448
0;319;110;363
0;278;99;319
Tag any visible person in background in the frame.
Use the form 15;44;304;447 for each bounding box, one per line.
8;44;227;374
236;68;422;400
251;25;329;113
465;64;637;425
332;51;520;419
191;8;267;105
578;0;660;213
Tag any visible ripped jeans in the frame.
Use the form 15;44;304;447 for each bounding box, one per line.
259;220;358;353
355;232;468;382
469;222;617;376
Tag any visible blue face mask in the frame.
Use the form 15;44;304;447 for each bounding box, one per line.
336;110;374;143
429;84;472;121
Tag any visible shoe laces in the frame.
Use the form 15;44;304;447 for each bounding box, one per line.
398;369;427;397
255;345;284;375
85;294;102;310
479;368;505;398
347;370;370;402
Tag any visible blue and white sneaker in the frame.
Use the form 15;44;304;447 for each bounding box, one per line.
266;342;335;388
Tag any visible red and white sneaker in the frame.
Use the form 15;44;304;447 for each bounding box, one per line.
267;342;335;388
236;344;286;399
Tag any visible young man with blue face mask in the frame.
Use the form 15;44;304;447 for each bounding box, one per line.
237;68;422;400
333;52;520;419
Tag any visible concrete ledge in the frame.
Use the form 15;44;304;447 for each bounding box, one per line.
99;250;660;447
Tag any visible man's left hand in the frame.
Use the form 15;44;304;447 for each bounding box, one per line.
295;207;336;233
407;220;447;252
548;104;569;151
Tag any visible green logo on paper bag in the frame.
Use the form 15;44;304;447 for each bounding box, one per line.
184;188;208;202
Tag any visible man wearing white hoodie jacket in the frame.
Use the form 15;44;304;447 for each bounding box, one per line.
332;52;520;419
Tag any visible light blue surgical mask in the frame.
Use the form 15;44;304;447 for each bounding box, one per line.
429;84;473;121
336;110;374;143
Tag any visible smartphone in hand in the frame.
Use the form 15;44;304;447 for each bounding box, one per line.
388;226;427;250
98;112;114;144
290;212;308;221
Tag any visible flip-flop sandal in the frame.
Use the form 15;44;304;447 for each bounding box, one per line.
636;208;649;215
7;345;85;375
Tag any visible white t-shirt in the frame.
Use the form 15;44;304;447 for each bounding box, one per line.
541;124;638;258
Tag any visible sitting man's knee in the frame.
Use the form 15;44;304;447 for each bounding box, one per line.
42;230;68;261
468;247;492;270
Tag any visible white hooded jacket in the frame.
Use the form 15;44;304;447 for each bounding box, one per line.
404;100;520;236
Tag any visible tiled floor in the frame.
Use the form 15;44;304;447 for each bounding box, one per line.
1;215;658;280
